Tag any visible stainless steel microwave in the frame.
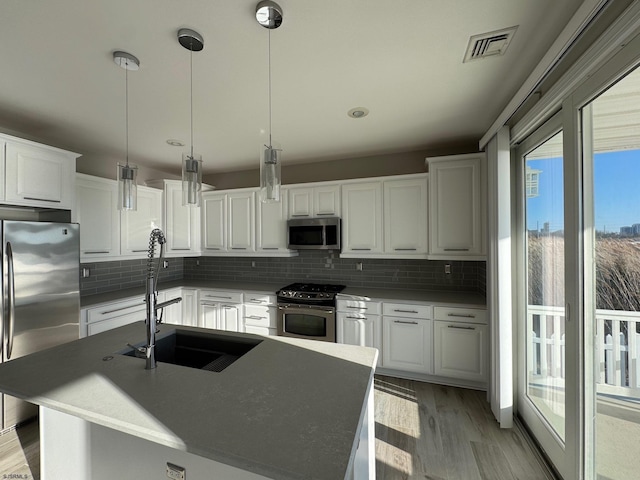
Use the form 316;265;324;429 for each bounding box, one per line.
287;217;341;250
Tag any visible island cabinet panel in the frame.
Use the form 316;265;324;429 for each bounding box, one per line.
4;139;76;210
76;174;120;260
383;177;428;255
427;153;486;259
341;181;383;254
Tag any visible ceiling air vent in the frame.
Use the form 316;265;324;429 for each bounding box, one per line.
463;26;518;63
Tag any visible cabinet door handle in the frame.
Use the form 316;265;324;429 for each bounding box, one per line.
261;247;279;250
351;248;371;251
101;303;145;315
84;251;109;254
172;248;191;251
346;316;365;320
316;213;334;216
232;247;247;250
444;248;470;252
23;196;61;203
394;248;417;251
205;295;232;299
222;305;236;309
347;306;367;310
447;325;475;330
394;320;418;325
291;214;309;217
246;315;267;320
447;313;476;318
393;309;419;314
206;247;221;250
131;249;148;253
247;299;264;303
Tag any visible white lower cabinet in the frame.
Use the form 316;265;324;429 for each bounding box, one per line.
243;292;277;336
199;290;243;332
337;312;382;366
158;288;184;325
433;321;487;382
81;297;146;338
382;316;433;374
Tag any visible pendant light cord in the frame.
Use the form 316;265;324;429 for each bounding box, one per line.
190;45;194;159
268;27;272;148
125;60;129;167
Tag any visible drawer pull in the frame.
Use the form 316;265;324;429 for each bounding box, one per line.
347;306;367;310
346;316;365;320
246;315;267;320
394;320;418;325
291;214;309;217
444;248;470;252
222;305;236;309
205;295;232;299
316;213;334;216
394;248;417;251
351;248;371;251
101;303;145;315
85;251;109;254
171;248;191;251
247;299;264;303
206;247;221;250
131;249;148;253
261;247;279;250
24;196;61;203
394;309;419;314
447;325;475;330
447;313;476;318
232;247;247;250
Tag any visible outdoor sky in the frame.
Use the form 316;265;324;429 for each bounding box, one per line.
526;149;640;233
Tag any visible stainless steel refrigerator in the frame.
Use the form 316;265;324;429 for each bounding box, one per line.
1;221;80;431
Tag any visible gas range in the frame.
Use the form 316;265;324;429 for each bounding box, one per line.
276;283;346;306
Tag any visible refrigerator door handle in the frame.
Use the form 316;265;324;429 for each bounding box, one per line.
6;241;15;359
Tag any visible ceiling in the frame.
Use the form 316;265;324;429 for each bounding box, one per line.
0;0;585;178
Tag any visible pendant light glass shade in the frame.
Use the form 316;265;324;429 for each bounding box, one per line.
117;163;138;210
182;153;202;207
260;145;281;202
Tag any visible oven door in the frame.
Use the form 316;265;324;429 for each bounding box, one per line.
277;303;336;342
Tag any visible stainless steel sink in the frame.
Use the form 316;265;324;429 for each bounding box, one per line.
120;330;262;372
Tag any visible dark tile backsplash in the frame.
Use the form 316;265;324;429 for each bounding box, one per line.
80;258;184;296
81;252;486;297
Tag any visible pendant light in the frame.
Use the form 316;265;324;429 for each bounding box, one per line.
178;28;204;207
113;51;139;211
256;1;283;203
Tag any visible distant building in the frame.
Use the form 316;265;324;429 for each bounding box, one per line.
632;224;640;235
526;166;542;198
621;226;633;236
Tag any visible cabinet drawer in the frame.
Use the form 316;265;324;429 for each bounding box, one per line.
244;325;277;336
244;292;276;306
433;306;487;324
86;297;146;324
244;305;276;328
336;299;382;315
383;302;432;319
199;290;243;304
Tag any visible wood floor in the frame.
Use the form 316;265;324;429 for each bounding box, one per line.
374;375;550;480
0;376;549;480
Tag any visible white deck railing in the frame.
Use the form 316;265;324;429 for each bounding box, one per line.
527;305;640;397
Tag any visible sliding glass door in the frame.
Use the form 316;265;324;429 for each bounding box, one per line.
516;119;569;477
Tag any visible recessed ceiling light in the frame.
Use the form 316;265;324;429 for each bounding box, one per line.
348;107;369;119
166;139;185;146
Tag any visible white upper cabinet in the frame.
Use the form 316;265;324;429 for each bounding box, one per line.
202;192;226;252
427;153;486;259
120;186;162;256
159;180;201;256
201;189;256;255
256;187;289;252
341;181;383;254
288;184;340;218
227;191;255;252
76;174;120;260
383;176;428;255
2;135;77;210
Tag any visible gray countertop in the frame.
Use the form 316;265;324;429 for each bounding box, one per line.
82;281;486;308
0;323;377;480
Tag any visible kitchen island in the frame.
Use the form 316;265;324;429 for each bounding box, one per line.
0;322;377;480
